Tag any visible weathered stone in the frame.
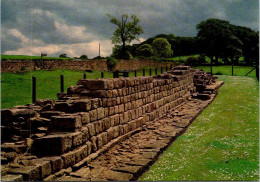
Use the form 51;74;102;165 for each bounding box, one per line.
40;111;64;119
87;123;96;137
78;112;90;124
74;145;88;163
78;79;114;90
89;109;97;122
8;166;40;181
1;174;23;181
42;156;64;173
27;159;52;178
31;133;73;156
97;107;105;119
2;108;36;126
52;115;82;131
61;151;76;169
72;132;83;147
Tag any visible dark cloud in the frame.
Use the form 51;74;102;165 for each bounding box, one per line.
1;0;258;57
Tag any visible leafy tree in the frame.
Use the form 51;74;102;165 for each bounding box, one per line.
107;14;143;59
196;18;235;64
152;38;173;58
59;54;67;58
79;55;88;59
107;57;118;71
136;44;154;57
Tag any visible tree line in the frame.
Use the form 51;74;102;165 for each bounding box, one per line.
108;14;258;66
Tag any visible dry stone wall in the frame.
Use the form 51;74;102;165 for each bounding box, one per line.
1;59;171;73
1;66;216;181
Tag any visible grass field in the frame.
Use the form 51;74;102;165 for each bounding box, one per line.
140;75;259;181
193;65;256;77
1;55;69;60
1;67;166;109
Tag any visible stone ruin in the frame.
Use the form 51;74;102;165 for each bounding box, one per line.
1;66;222;181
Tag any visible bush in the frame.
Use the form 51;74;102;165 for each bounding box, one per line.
222;58;230;64
80;55;88;59
197;55;207;65
107;57;118;71
186;56;198;66
59;54;67;58
152;38;173;58
136;44;154;57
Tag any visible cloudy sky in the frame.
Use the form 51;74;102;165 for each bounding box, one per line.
1;0;259;58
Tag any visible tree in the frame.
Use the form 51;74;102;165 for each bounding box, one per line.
79;55;88;59
107;14;143;59
136;44;154;57
59;54;67;58
196;18;234;64
152;38;173;58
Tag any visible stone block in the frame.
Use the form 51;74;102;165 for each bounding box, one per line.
70;100;91;112
2;108;36;126
32;133;73;156
108;106;115;116
86;141;92;155
91;136;98;152
89;109;97;122
107;128;114;142
8;166;40;181
104;107;109;117
42;156;64;173
52;115;82;131
81;127;89;142
40;111;64;119
27;159;52;179
74;145;88;163
78;79;114;90
91;98;99;109
61;151;76;169
113;126;120;138
54;102;71;112
72;132;83;147
97;107;105;119
96;134;103;149
1;174;23;181
78;112;90;124
103;118;110;130
87;123;96;137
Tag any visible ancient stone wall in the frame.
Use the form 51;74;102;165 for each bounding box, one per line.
1;59;171;73
1;66;217;181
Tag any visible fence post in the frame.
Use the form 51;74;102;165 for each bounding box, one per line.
32;76;36;103
101;72;104;78
135;70;137;77
60;75;64;93
166;65;168;72
161;67;163;74
83;73;86;79
149;68;152;76
143;69;145;76
155;68;158;75
210;59;213;75
232;64;234;76
170;64;173;70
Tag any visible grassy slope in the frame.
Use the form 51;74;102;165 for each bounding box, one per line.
1;67;166;109
140;75;259;181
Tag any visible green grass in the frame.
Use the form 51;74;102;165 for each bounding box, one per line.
1;55;70;60
140;75;259;181
193;65;256;78
1;67;165;109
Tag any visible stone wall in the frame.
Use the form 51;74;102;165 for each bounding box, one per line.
1;59;171;73
1;66;217;181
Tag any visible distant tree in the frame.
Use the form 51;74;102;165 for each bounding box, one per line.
152;38;173;58
107;14;143;59
93;56;105;60
111;45;134;59
80;55;88;59
59;54;67;58
136;44;154;57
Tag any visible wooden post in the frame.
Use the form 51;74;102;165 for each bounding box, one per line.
210;59;213;75
232;64;234;76
143;69;145;76
155;68;158;75
84;73;86;79
135;70;137;77
166;65;168;72
32;76;36;103
60;75;64;93
149;68;152;76
101;72;104;78
161;67;163;74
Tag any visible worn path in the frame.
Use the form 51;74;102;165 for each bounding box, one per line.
55;81;223;181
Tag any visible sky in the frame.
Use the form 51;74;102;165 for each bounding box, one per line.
1;0;259;58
